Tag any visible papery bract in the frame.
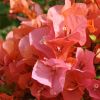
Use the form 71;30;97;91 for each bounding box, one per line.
19;35;39;59
73;47;96;78
65;0;71;9
46;38;75;60
2;39;21;60
84;79;100;100
6;24;34;40
29;27;55;58
65;14;87;45
47;4;87;45
62;3;88;16
47;5;64;37
63;70;86;100
32;58;70;95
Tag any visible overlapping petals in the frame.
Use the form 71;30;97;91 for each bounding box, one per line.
0;0;99;99
32;58;70;95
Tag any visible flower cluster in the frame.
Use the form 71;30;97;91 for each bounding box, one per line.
0;0;100;100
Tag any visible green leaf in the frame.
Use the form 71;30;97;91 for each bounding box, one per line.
96;75;100;79
0;2;9;15
0;85;12;95
0;83;16;95
89;34;97;42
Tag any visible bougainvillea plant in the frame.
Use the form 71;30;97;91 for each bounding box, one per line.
0;0;100;100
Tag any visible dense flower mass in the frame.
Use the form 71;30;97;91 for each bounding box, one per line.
0;0;100;100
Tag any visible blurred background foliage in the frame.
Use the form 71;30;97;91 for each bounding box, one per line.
0;0;64;39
